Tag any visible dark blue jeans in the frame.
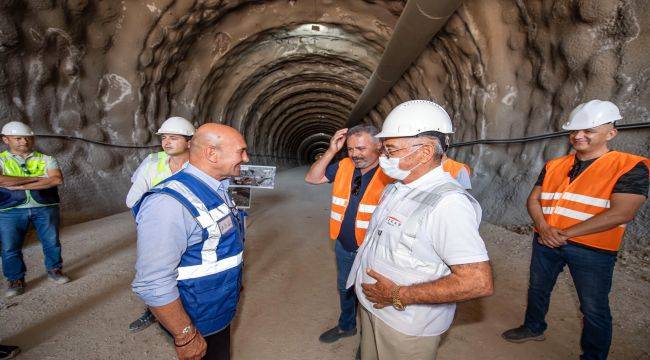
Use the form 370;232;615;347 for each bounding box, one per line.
524;235;616;360
0;206;62;281
335;240;358;331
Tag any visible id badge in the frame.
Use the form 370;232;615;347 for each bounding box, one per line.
218;215;234;234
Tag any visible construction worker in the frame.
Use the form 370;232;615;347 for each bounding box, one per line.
502;100;649;359
0;121;68;298
305;124;393;349
442;154;471;190
347;100;493;360
132;124;248;360
126;116;195;208
126;116;195;333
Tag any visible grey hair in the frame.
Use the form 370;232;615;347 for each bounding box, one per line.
414;133;444;162
346;124;380;143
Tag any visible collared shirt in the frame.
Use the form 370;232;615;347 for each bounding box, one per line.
0;151;59;210
347;166;489;337
325;160;379;252
126;154;174;208
131;164;234;307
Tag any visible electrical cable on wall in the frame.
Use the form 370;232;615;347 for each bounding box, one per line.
31;122;650;156
450;122;650;148
33;134;298;160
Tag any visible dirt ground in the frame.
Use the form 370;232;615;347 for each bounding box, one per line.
1;167;648;359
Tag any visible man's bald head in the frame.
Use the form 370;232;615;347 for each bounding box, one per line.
191;124;243;152
189;123;249;179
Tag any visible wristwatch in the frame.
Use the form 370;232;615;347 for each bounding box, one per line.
181;325;193;335
392;286;405;311
174;325;197;347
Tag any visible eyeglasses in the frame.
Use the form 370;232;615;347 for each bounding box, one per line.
351;176;362;196
381;144;425;158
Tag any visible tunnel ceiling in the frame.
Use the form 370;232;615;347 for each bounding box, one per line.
0;0;648;251
132;1;400;164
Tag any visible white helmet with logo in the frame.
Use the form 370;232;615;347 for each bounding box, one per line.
156;116;195;136
1;121;34;136
376;100;453;138
562;100;622;131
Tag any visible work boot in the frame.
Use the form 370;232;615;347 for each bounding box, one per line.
318;326;357;343
501;325;545;343
128;308;157;333
5;279;25;298
0;344;20;359
47;268;71;284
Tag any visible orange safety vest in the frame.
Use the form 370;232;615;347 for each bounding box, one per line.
330;158;393;245
539;151;649;251
443;158;471;178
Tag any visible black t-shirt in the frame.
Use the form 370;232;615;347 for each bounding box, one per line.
535;157;649;196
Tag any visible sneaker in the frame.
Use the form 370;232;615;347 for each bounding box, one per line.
5;279;25;298
128;308;157;333
318;326;357;343
47;269;70;284
501;325;546;343
0;344;20;359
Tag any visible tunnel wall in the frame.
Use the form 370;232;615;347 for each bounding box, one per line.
368;0;649;253
0;0;647;253
0;0;401;223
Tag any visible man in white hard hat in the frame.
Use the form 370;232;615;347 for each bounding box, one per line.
126;116;195;208
0;121;68;298
347;100;494;359
126;116;195;333
502;100;648;359
305;125;392;352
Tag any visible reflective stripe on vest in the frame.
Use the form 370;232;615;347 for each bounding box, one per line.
153;179;242;280
442;158;471;178
150;151;172;186
134;170;244;335
539;151;648;251
329;158;394;245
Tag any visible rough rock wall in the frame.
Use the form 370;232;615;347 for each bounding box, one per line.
371;0;649;253
0;0;647;252
0;0;402;222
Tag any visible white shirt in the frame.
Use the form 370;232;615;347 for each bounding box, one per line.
347;166;489;336
125;153;173;208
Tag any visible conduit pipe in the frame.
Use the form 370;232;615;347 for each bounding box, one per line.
346;0;462;125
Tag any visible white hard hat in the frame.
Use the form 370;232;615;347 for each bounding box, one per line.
156;116;195;136
1;121;34;136
376;100;453;138
562;100;622;131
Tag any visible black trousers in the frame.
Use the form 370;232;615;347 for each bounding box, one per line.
203;325;230;360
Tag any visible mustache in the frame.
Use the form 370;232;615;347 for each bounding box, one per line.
351;157;365;161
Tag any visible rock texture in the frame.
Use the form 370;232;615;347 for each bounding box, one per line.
0;0;647;251
370;0;650;254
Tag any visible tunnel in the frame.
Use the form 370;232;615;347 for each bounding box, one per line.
1;0;648;248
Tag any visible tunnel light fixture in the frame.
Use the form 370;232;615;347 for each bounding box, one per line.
290;23;333;36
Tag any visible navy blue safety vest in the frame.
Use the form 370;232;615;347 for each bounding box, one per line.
133;170;245;336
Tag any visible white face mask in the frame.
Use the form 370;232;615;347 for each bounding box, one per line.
378;147;422;181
